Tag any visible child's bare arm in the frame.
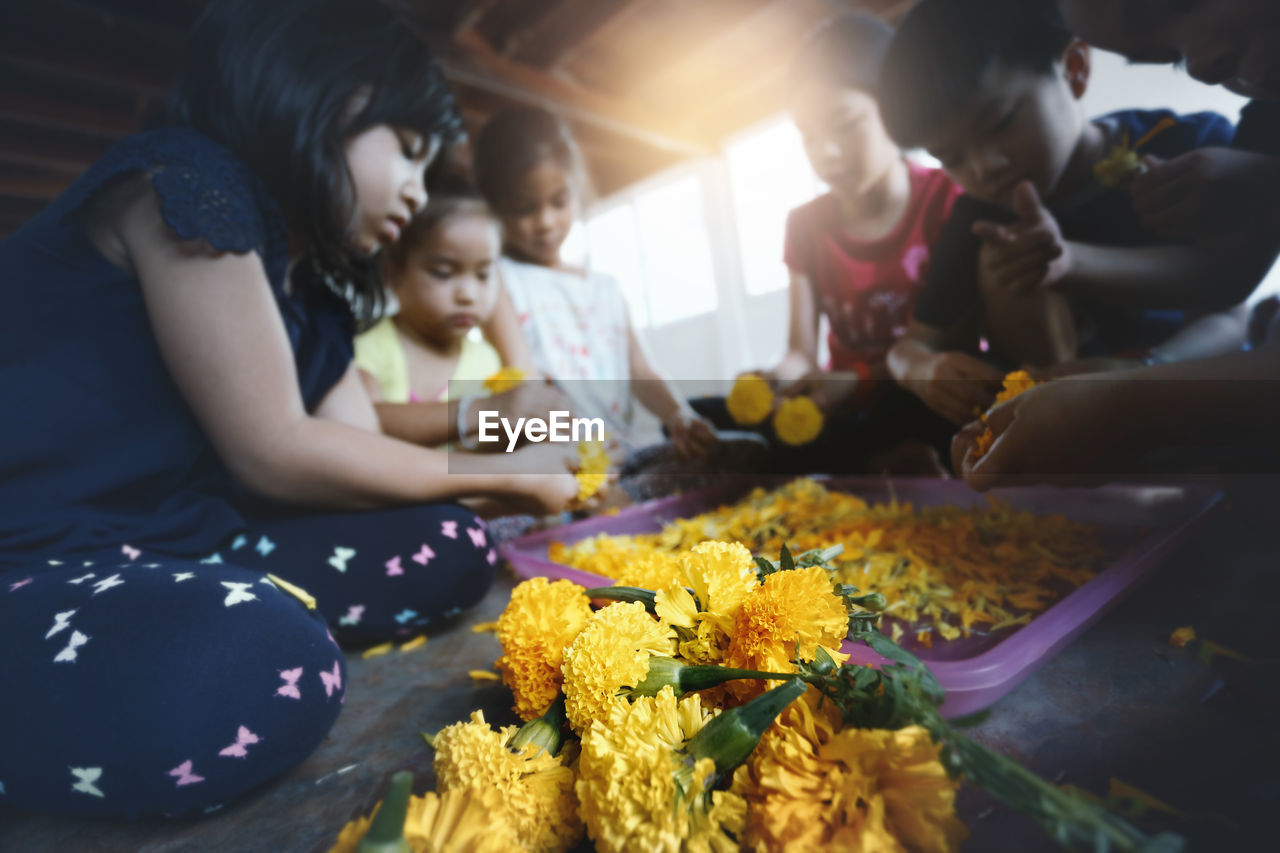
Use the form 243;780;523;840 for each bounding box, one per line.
961;343;1280;490
1054;241;1269;311
888;322;1004;425
482;272;535;370
121;177;575;512
1145;306;1248;363
769;270;821;382
627;322;717;459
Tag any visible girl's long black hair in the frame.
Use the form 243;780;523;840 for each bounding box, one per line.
164;0;463;323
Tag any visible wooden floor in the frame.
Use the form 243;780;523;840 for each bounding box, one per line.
3;479;1279;853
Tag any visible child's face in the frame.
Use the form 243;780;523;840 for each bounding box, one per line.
919;49;1090;207
792;85;900;197
1059;0;1280;99
499;160;578;267
344;124;436;255
394;212;500;343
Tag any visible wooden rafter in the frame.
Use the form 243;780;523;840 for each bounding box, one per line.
448;0;503;38
435;31;709;157
503;0;637;69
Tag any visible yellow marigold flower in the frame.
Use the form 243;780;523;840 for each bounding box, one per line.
655;541;760;666
724;566;849;684
432;711;583;853
575;439;610;503
974;371;1040;461
484;366;527;394
328;787;517;853
732;696;966;853
496;578;593;721
772;396;824;446
727;374;774;426
577;687;746;853
561;601;676;734
613;550;685;589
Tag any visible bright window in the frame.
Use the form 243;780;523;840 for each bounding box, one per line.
725;119;825;296
585;171;718;329
586;203;649;328
633;174;717;326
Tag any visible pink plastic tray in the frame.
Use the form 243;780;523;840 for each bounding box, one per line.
498;477;1222;717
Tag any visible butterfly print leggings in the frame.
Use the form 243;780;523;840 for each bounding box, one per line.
0;502;496;819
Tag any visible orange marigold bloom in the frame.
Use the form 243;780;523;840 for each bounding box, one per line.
732;693;966;852
724;566;848;694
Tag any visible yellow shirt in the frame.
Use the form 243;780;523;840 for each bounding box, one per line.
354;316;501;403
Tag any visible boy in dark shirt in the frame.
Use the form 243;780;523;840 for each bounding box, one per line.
877;0;1257;426
945;0;1280;489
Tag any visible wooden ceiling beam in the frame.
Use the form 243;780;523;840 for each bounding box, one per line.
549;0;650;73
505;0;636;69
0;118;113;173
0;196;49;230
0;0;181;99
0;90;143;139
630;0;821;105
0;164;76;202
435;31;710;157
449;0;503;38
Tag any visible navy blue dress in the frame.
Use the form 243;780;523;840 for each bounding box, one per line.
0;127;354;560
0;129;498;819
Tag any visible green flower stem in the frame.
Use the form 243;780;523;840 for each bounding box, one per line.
510;695;566;756
584;586;658;612
630;657;801;698
356;770;413;853
684;678;806;779
928;720;1184;853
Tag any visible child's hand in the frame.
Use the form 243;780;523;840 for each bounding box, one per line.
907;351;1005;426
956;379;1127;490
503;443;583;514
1129;149;1280;243
778;369;861;415
666;411;719;461
972;181;1070;293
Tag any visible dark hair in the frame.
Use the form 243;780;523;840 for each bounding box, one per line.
790;13;895;98
472;106;589;214
384;179;497;272
879;0;1073;148
164;0;463;320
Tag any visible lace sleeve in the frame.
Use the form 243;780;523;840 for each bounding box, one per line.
52;127;289;284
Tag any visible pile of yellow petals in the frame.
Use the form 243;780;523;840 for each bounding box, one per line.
561;600;676;734
727;374;775;426
328;786;518;853
495;578;594;720
483;366;527;394
972;370;1039;460
432;710;583;853
577;686;746;853
575;439;610;503
553;478;1108;646
772;396;824;446
732;692;966;852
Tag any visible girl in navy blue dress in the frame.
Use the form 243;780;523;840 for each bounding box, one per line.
0;0;579;820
